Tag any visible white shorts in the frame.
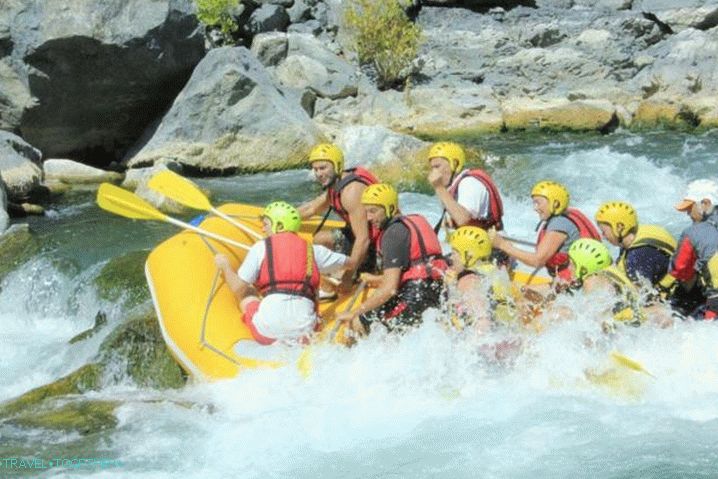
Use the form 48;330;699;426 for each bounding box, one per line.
250;293;318;342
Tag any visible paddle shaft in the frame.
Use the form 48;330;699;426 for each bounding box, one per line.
503;235;536;247
165;217;250;251
329;281;367;341
210;206;263;240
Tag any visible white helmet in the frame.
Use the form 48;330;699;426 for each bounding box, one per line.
675;179;718;211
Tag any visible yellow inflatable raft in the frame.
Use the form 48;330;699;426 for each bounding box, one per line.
146;203;370;380
146;202;552;380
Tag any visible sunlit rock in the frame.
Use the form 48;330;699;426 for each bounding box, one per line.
127;47;324;173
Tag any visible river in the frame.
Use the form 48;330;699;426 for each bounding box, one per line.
2;129;718;478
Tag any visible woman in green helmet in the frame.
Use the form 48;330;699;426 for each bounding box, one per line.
563;239;672;329
214;201;353;345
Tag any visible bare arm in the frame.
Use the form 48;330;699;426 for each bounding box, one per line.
297;191;330;219
341;182;370;274
428;169;473;227
493;230;567;268
215;254;254;305
434;184;473;227
335;268;402;327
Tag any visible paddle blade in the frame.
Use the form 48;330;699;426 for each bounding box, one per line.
610;351;655;378
297;347;313;379
148;170;212;211
96;183;167;222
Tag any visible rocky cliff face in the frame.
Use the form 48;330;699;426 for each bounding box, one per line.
0;0;717;189
0;0;205;166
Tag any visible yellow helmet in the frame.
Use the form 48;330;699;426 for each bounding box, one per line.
449;226;492;268
531;180;570;216
360;183;398;217
428;141;465;174
595;201;638;239
308;143;344;175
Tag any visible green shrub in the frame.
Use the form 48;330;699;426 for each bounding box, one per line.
196;0;241;43
344;0;423;90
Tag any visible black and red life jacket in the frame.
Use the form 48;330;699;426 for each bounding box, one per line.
376;214;448;285
537;208;601;278
447;169;504;230
327;167;379;224
256;232;320;299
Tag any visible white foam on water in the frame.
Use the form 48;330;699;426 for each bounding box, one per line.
0;258;118;401
96;295;718;478
11;133;718;478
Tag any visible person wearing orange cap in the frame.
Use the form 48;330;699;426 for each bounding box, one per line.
299;143;380;291
660;179;718;319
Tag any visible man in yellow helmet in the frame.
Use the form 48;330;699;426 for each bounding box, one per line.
446;226;514;330
214;201;351;344
298;143;380;290
491;180;600;282
594;201;676;289
426;142;508;266
427;141;504;231
336;183;447;334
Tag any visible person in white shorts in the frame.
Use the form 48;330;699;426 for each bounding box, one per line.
215;201;350;344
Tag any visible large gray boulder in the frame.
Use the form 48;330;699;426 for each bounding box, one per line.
334;125;429;185
245;4;290;35
250;32;289;67
275;33;357;99
0;130;42;200
630;27;718;128
127;47;324;172
0;0;205;165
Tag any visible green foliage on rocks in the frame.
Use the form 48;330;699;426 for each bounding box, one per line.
196;0;242;43
0;364;102;418
0;225;40;282
93;250;150;309
98;311;187;390
344;0;423;90
10;400;119;435
0;309;186;436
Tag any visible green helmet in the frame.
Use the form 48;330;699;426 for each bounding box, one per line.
568;238;612;281
262;201;301;233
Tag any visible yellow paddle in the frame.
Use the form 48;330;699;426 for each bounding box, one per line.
296;281;368;378
610;351;655;378
96;183;251;251
148;171;264;241
146;172;343;291
148;170;345;230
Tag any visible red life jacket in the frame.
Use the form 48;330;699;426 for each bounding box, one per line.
327;167;379;224
256;232;320;299
447;169;504;230
537;207;601;277
376;215;448;285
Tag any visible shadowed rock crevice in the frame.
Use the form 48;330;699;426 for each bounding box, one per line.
422;0;536;12
3;0;206;168
642;12;674;35
20;35;200;167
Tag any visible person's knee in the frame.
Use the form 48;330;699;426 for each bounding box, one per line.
313;230;334;248
240;296;260;311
